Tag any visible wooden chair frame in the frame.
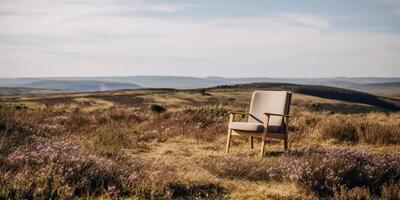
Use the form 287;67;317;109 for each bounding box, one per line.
226;111;291;158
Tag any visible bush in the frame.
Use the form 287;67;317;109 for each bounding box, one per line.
149;104;166;113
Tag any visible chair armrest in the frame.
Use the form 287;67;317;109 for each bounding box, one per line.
229;111;263;123
263;112;291;118
229;111;251;115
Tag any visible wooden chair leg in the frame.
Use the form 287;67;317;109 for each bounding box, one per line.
226;129;232;153
260;139;265;158
284;134;288;152
249;136;254;149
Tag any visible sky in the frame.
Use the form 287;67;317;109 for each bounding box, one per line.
0;0;399;78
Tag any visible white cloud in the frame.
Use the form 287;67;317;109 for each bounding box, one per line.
0;0;399;77
277;13;331;30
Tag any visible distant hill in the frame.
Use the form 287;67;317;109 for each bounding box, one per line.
0;87;61;96
20;80;141;92
0;76;399;94
214;82;400;111
1;81;398;111
348;82;400;95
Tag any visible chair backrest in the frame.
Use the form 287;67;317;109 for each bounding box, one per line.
248;91;292;127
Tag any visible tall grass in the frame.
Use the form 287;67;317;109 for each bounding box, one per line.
317;115;400;145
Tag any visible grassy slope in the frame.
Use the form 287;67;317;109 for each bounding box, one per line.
1;85;400;199
351;82;400;95
0;87;61;96
2;82;398;111
214;82;400;111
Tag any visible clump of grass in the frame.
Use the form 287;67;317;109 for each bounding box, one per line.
183;104;229;118
149;104;166;113
360;123;400;145
169;182;226;199
134;106;228;142
318;116;400;145
91;123;157;157
380;182;400;199
332;186;374;200
201;156;281;181
319;118;359;143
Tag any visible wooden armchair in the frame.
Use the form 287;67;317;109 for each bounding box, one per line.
226;91;292;158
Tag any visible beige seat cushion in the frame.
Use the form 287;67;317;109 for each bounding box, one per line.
229;122;284;133
229;122;263;132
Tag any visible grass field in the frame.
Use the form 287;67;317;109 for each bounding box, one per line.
1;85;400;199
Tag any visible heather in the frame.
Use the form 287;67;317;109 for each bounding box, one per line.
1;88;400;199
203;145;400;198
0;135;225;199
280;146;400;197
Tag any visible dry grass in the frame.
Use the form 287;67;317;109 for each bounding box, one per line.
1;88;400;199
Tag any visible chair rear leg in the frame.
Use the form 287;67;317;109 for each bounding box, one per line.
284;134;288;152
226;129;232;153
259;139;265;158
249;136;254;149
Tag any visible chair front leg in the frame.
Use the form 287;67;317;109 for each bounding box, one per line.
260;135;266;158
249;136;254;149
226;129;232;153
226;113;234;153
283;116;289;152
260;114;270;158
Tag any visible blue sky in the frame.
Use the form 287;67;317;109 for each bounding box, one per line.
0;0;399;77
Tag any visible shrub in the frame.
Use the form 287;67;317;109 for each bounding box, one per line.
149;104;166;113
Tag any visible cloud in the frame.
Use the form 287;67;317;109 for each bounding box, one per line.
0;0;399;77
277;13;331;30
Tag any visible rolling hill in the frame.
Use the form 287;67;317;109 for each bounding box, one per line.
214;82;400;111
349;82;400;95
0;87;61;96
20;80;141;92
1;76;399;94
1;82;398;112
